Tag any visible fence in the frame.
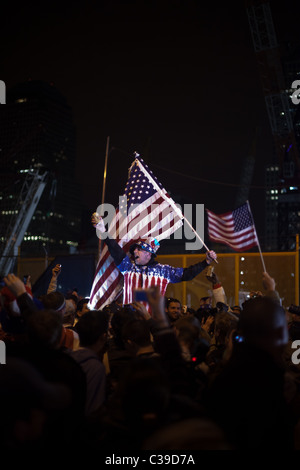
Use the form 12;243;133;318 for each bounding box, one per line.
157;235;299;309
13;235;300;309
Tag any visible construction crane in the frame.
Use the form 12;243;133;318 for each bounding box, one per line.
0;169;48;276
246;0;300;181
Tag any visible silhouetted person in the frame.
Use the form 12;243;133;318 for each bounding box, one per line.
205;296;295;449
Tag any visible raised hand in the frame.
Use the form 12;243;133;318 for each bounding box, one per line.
262;271;276;292
52;264;62;278
91;212;106;232
3;273;27;297
206;250;217;265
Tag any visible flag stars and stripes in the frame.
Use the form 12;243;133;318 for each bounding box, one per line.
88;154;183;310
233;206;253;232
206;202;258;252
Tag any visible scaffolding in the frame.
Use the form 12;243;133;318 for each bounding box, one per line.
0;169;47;276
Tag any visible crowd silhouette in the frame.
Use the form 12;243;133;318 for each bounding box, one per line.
0;263;300;451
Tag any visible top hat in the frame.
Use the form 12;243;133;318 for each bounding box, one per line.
129;238;160;257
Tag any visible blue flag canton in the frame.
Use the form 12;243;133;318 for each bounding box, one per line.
123;158;164;210
233;204;253;232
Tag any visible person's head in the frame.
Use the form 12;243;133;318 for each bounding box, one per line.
231;305;241;316
63;299;76;326
76;298;90;317
65;293;78;310
240;296;289;357
199;296;212;309
174;316;202;358
142;417;231;450
75;310;109;354
40;292;66;316
118;356;170;433
110;306;140;349
0;358;71;449
214;311;239;346
121;318;152;354
26;309;63;350
133;246;152;265
165;297;182;323
129;239;160;266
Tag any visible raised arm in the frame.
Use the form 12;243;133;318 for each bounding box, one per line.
180;250;218;282
47;264;61;294
91;212;127;266
3;273;38;320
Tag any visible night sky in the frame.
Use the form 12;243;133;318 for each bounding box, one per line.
1;0;300;247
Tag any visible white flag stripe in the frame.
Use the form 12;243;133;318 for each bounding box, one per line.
208;220;236;235
210;232;257;247
208;225;256;242
206;212;235;226
209;236;257;251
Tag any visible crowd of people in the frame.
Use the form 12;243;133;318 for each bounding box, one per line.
0;261;300;451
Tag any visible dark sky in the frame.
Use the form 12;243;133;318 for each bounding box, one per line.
1;0;299;244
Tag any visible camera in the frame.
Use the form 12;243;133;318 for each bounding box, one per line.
288;305;300;316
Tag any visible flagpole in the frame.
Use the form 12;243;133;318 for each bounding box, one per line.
257;241;266;272
98;136;110;259
135;154;218;263
246;200;266;272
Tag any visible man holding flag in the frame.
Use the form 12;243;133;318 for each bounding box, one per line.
91;215;217;308
88;154;217;311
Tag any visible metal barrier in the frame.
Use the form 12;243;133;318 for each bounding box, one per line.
157;234;299;309
14;235;299;309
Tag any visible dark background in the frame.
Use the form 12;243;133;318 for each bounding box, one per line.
1;0;299;245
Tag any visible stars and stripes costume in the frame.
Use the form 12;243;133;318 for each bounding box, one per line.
89;154;215;311
103;235;209;307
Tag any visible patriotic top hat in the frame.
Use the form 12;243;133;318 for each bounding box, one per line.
129;238;160;257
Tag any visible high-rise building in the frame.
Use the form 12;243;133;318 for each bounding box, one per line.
0;80;82;257
264;163;280;251
246;2;300;251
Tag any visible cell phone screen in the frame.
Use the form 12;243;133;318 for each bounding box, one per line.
134;291;148;302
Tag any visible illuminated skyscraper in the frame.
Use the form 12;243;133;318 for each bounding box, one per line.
0;80;82;256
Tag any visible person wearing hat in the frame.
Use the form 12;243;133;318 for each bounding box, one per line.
91;213;217;308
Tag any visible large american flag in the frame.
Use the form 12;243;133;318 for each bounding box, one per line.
206;202;258;252
88;154;183;310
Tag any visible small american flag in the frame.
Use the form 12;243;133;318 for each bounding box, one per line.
88;154;183;310
206;202;258;252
